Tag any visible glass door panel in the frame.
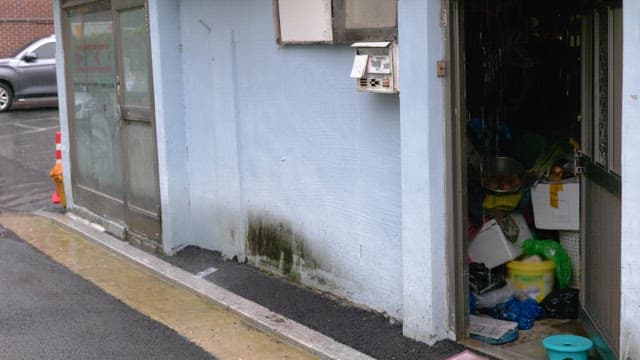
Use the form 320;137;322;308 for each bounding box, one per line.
67;2;124;220
116;4;161;241
124;121;158;211
119;8;151;108
65;1;161;242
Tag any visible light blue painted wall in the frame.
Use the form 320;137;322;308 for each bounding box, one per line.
148;1;191;254
620;1;640;358
177;0;403;317
399;0;449;344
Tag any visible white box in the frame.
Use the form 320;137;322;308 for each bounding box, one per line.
531;178;580;230
469;212;531;269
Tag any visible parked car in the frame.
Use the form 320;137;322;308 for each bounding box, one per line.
0;35;57;112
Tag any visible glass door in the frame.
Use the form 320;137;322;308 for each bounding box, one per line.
65;0;161;242
113;0;161;241
66;1;125;223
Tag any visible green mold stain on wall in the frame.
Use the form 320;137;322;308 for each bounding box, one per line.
247;215;296;275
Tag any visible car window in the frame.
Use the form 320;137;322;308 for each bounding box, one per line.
12;38;40;57
34;42;55;59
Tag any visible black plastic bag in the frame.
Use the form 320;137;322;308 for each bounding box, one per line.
540;288;579;319
469;262;506;294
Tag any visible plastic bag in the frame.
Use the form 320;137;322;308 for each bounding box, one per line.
475;284;515;309
522;239;572;289
489;297;542;330
469;262;506;294
540;288;579;319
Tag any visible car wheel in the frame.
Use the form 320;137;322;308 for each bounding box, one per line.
0;83;13;112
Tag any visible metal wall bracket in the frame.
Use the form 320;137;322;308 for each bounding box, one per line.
575;151;586;175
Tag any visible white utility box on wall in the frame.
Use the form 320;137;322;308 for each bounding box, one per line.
350;42;399;94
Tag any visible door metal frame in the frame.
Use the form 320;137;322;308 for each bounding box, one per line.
61;0;161;243
580;5;621;358
445;0;469;341
112;0;162;242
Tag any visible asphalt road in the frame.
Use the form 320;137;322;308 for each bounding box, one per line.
0;225;214;360
0;105;214;359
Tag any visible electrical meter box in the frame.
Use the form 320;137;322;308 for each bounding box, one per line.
350;42;399;94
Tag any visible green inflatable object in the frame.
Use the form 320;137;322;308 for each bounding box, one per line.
522;239;572;289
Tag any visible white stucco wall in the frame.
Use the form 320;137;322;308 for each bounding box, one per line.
620;1;640;358
399;0;449;344
148;1;191;254
176;0;403;317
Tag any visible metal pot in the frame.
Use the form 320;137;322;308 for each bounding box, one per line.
482;157;525;193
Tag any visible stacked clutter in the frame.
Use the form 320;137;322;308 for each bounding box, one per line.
468;154;580;345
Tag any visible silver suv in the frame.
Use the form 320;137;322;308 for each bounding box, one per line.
0;35;57;112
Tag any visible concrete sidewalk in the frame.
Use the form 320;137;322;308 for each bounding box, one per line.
7;210;481;360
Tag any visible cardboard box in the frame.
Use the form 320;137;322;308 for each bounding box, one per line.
469;212;531;269
531;178;580;230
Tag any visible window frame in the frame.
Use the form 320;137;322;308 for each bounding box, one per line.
331;0;398;44
274;0;398;45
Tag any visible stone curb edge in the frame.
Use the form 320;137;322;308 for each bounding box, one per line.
34;210;375;360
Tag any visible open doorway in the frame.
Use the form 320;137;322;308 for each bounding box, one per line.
449;0;622;358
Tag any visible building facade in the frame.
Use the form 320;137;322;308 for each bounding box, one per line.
53;1;640;358
0;0;54;58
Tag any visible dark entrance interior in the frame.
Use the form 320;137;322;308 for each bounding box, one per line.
464;0;580;170
458;0;619;357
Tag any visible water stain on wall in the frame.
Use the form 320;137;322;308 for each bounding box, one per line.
247;214;319;280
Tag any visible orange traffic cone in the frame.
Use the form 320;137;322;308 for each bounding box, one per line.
51;190;60;204
50;131;65;206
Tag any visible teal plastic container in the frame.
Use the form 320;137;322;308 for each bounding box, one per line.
542;334;593;360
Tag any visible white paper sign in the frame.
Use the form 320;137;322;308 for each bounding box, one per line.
350;54;369;78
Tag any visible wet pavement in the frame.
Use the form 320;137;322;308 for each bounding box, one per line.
0;105;60;212
0;214;316;360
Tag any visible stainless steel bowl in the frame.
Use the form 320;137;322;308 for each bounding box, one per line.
482;157;525;193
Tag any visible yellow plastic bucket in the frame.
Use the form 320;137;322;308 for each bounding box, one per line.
507;260;555;302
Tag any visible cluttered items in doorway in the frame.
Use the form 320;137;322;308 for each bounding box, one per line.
462;0;587;346
468;151;581;345
470;250;578;345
